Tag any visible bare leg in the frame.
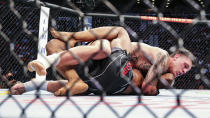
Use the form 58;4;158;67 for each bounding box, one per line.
46;39;74;54
11;39;83;95
52;26;131;53
13;38;110;95
54;73;89;96
50;27;133;95
44;26;131;72
50;26;132;95
51;26;129;44
47;39;111;95
57;39;111;68
27;39;77;75
46;39;89;95
10;79;68;95
28;39;111;76
50;26;123;41
54;39;111;95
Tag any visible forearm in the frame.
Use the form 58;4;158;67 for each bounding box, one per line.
141;66;159;95
141;72;174;95
143;66;159;86
141;54;168;95
157;73;174;89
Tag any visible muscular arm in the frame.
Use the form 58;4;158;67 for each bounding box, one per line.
141;52;169;95
51;26;132;53
122;70;174;95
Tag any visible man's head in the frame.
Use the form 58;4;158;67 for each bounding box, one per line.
169;48;197;77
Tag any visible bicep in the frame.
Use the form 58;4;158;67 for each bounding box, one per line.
144;52;169;84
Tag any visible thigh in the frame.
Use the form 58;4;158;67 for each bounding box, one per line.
46;39;71;55
47;39;84;83
89;39;111;49
111;38;131;53
88;39;111;60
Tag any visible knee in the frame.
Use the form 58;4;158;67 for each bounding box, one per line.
112;26;126;33
100;39;111;55
115;26;127;35
46;39;65;55
93;39;111;59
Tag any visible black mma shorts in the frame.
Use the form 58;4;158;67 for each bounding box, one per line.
75;47;133;95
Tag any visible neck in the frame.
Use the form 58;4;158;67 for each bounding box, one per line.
168;56;173;72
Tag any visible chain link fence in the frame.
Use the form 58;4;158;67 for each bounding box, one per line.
1;1;209;89
0;0;210;117
0;1;82;86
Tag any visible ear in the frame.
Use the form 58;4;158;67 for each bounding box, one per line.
173;54;181;60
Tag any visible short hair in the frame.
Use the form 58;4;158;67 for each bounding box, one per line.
170;48;197;66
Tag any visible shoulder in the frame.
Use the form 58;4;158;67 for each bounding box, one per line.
153;48;170;72
157;48;169;57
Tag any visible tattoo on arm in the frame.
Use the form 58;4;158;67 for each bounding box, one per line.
144;53;169;86
138;63;151;70
131;54;151;70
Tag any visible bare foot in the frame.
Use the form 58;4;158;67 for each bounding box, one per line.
47;80;68;93
27;61;47;76
54;86;69;96
54;81;73;96
50;28;77;47
54;81;88;96
10;82;25;95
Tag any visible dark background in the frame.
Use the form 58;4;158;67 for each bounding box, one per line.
41;0;210;14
